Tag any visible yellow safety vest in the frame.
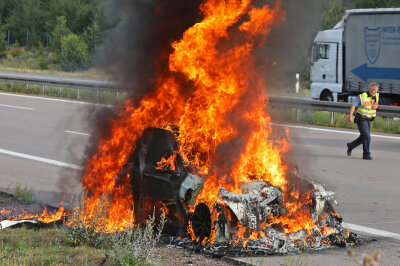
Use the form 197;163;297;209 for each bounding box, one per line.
357;92;379;118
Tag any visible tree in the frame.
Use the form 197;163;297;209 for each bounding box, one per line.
5;0;46;47
0;32;7;54
83;22;102;55
52;16;71;54
61;33;90;71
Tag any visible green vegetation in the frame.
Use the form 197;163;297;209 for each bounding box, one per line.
0;81;128;104
322;0;400;30
0;0;115;72
0;226;107;265
109;210;166;266
12;183;34;203
0;191;166;265
60;34;90;71
269;108;400;134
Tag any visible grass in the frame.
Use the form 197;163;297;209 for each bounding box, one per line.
12;183;35;203
0;81;128;104
0;226;107;265
269;108;400;134
0;191;167;265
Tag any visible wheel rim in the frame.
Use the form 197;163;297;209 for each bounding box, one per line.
191;203;211;242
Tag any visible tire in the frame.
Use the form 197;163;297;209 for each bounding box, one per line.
379;96;392;106
320;90;333;101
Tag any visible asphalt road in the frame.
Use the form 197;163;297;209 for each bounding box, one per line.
0;92;399;264
0;92;99;202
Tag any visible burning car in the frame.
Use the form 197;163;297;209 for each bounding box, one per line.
119;127;355;254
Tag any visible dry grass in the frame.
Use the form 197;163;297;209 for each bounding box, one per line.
0;65;110;80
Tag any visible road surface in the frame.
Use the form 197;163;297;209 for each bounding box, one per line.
0;92;399;264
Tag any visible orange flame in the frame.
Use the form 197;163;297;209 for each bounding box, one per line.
77;0;319;241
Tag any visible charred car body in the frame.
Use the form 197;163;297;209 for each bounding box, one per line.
121;127;354;248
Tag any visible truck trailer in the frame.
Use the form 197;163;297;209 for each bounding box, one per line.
310;8;400;106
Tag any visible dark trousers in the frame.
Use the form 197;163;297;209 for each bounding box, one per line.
348;119;372;157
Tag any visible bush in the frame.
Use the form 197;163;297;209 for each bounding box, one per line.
60;193;112;248
109;209;166;266
38;54;48;69
12;184;34;203
60;34;90;71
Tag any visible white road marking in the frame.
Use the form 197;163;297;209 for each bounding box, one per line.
270;123;400;140
343;222;400;241
64;130;91;136
0;148;83;170
0;103;34;110
0;92;111;106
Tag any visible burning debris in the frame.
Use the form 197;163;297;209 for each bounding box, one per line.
118;127;357;255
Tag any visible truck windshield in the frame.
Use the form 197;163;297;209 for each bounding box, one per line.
313;43;330;61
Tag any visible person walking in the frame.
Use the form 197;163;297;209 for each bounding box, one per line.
346;82;379;160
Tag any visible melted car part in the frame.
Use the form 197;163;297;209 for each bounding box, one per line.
128;127;188;234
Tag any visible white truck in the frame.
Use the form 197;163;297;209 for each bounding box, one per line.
310;8;400;106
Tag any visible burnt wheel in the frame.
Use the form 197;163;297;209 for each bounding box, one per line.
192;203;211;242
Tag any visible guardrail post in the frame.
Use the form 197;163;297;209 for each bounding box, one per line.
26;83;29;92
77;88;80;99
116;90;119;102
42;85;45;94
96;89;99;102
330;112;335;124
59;86;62;96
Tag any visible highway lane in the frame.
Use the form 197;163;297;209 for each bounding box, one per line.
0;92;399;237
282;124;400;235
0;92;101;202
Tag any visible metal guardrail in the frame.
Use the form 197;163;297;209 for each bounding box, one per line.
0;71;399;117
269;95;400;118
0;71;117;91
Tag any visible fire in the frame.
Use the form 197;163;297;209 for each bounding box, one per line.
0;203;68;224
156;151;178;171
74;0;318;242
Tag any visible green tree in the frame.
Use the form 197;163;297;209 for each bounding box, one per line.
83;22;102;55
61;33;90;71
52;16;71;54
5;0;46;47
0;32;7;54
353;0;400;8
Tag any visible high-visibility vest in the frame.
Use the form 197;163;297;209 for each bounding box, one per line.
357;92;379;118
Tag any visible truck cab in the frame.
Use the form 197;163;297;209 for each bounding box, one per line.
310;27;343;101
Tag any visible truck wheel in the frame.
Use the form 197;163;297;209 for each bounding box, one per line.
320;90;333;101
379;96;392;106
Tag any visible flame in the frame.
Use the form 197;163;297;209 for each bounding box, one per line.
76;0;320;242
0;202;68;224
156;151;178;171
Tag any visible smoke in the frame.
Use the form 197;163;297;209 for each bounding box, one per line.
77;0;325;188
262;0;325;92
94;0;203;101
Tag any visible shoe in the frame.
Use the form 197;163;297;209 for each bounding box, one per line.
363;156;373;160
346;143;352;156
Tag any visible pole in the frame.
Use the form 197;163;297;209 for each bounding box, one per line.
296;73;300;123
